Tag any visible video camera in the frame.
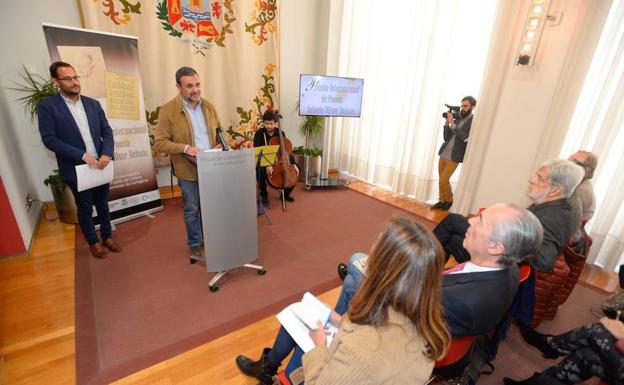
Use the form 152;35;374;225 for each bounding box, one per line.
442;104;461;120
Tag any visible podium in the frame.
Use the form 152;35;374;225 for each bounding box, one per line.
195;148;265;292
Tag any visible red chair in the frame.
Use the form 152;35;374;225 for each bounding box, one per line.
519;263;531;283
434;335;476;368
277;370;293;385
532;253;570;327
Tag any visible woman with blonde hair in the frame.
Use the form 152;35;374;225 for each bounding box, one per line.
236;217;451;384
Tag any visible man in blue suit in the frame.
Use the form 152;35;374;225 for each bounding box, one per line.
38;61;121;258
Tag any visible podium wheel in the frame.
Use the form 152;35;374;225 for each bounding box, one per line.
258;269;266;275
209;285;219;292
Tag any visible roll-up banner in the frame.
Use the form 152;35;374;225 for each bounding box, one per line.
42;23;162;223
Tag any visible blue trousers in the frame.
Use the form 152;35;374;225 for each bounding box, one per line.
178;178;202;247
67;182;112;245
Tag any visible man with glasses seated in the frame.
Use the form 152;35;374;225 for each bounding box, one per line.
38;61;120;259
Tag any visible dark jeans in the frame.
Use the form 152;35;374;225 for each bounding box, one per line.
545;323;624;384
67;182;112;245
256;166;293;200
432;213;471;263
178;178;202;247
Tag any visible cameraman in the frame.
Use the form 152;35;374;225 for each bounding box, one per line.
433;96;477;211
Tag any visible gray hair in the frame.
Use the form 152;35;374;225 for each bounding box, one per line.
490;204;544;266
541;159;585;198
175;67;198;85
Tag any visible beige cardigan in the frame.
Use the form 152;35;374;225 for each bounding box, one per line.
302;308;434;385
153;96;221;181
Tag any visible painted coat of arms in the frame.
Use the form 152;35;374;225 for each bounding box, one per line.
157;0;235;52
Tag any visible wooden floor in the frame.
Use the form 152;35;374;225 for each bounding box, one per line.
0;179;618;384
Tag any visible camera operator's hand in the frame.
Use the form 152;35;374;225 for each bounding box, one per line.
445;113;455;126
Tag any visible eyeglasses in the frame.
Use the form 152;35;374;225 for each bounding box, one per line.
57;75;81;82
533;172;548;183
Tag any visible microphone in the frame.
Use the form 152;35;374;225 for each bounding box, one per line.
216;127;230;151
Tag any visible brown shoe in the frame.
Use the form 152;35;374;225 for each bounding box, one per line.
103;238;122;252
89;243;108;259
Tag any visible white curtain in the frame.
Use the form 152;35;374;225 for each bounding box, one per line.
327;0;499;200
559;0;624;272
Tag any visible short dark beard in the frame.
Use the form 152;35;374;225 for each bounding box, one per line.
60;87;80;99
460;108;472;118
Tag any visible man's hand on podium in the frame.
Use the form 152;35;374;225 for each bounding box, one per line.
186;146;199;156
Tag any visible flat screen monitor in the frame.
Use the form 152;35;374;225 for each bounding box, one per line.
299;74;364;117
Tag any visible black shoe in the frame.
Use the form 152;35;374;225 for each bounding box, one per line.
519;324;560;359
236;347;271;379
431;201;444;209
337;263;348;281
440;201;453;210
285;195;295;202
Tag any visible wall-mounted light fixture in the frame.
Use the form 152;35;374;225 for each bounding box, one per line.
517;0;553;66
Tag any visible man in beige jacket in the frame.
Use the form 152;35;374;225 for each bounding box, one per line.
153;67;221;257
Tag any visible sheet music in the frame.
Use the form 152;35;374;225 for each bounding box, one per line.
76;161;114;192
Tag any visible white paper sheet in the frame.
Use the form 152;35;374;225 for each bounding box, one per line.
276;292;338;353
76;161;114;192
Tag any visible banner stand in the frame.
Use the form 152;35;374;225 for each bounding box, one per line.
43;23;163;225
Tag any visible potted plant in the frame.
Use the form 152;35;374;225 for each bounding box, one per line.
11;66;78;223
293;103;324;181
292;144;323;181
44;170;78;224
10;65;57;120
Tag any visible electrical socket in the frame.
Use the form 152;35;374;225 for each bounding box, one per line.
25;193;34;211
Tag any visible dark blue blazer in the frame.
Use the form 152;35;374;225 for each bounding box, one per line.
38;94;114;184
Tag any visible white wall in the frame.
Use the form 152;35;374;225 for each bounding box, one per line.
279;0;330;148
0;1;82;249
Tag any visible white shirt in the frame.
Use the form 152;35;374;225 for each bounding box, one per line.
449;261;503;274
61;94;98;158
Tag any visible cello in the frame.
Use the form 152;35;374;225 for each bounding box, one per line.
266;111;298;209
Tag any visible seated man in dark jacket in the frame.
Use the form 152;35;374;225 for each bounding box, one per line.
433;159;584;273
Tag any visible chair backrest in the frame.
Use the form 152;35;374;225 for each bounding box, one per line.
434;335;476;368
277;370;293;385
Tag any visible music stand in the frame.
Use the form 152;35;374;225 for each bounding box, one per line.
255;147;278;224
254;145;285;212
